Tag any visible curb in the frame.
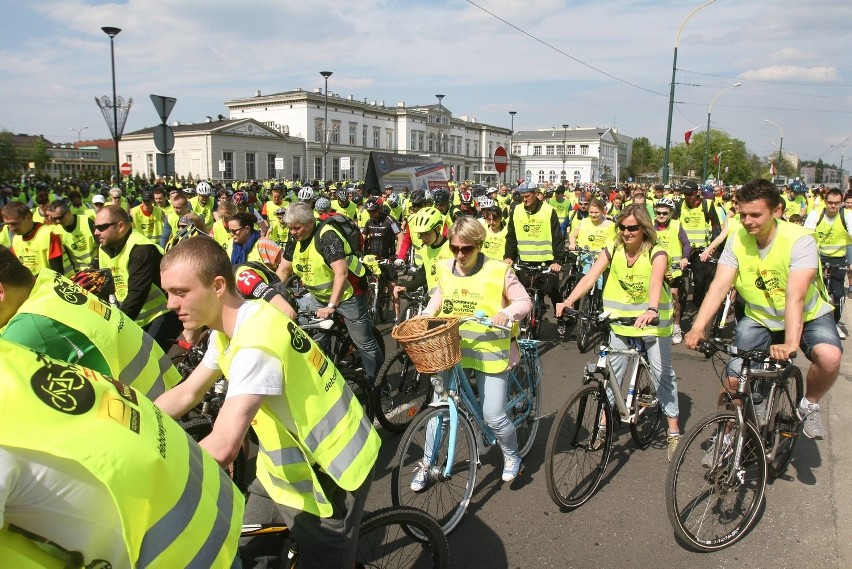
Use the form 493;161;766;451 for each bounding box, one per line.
829;301;851;566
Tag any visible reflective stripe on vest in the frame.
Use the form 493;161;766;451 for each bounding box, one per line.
55;215;97;271
214;302;379;517
732;220;832;331
601;244;673;337
481;221;508;261
130;205;166;244
292;224;365;303
679;201;711;247
655;220;684;278
0;340;243;568
513;202;555;262
98;231;169;327
814;212;852;258
576;217;616;252
12;223;72;276
437;258;514;373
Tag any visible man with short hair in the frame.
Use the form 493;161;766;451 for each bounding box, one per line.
46;198;97;272
91;205;181;350
157;236;378;569
130;188;169;247
1;201;72;276
674;180;722;307
686;178;841;440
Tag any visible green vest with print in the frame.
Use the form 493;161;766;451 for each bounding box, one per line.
679;200;711;247
55;215;97;271
512;202;555;262
291;225;365;303
602;244;673;337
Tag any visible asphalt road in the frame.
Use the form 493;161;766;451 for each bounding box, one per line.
365;308;852;569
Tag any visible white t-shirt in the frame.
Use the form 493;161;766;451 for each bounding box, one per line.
202;301;297;433
0;447;128;568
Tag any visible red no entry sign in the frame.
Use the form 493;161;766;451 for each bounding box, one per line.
493;146;508;174
120;162;132;176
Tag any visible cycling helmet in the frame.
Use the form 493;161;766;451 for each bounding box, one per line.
656;197;676;210
297;186;314;201
459;190;472;205
478;197;497;211
195;181;212;196
232;191;247;205
314;197;331;212
409;207;444;234
336;189;348;201
409;189;432;206
365;196;383;212
352;195;363;206
722;191;733;201
386;193;400;207
431;189;450;205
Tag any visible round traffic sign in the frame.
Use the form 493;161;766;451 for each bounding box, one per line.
120;162;132;176
493;146;508;174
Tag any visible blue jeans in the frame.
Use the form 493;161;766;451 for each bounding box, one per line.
607;332;679;419
299;293;384;382
726;313;843;378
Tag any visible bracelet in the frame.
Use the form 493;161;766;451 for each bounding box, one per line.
647;307;659;314
327;303;338;310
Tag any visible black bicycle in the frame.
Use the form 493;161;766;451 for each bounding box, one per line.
572;249;605;353
515;262;554;340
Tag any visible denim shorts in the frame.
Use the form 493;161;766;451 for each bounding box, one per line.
726;313;842;377
846;244;852;266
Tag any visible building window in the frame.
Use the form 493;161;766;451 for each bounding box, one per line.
566;145;576;155
373;127;380;148
533;146;542;156
349;123;357;145
556;146;564;156
315;119;323;143
538;170;545;183
488;142;494;157
441;134;448;155
267;154;277;179
525;169;532;181
314;157;323;179
546;145;555;155
222;152;233;180
386;129;394;150
332;157;340;180
292;156;301;181
465;140;470;156
331;121;341;144
410;131;417;150
362;125;368;147
124;154;132;163
473;142;478;157
574;170;581;184
428;133;435;152
580;145;589;155
418;132;424;151
245;152;256;179
549;170;557;183
513;145;521;155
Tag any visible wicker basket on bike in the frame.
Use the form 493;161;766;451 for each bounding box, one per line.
391;316;461;374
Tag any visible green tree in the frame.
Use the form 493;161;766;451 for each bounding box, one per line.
31;137;51;172
0;130;19;177
626;136;660;180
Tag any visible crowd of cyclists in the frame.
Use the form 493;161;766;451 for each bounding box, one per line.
0;170;849;567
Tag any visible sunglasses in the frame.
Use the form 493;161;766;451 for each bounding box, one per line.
228;226;246;235
94;221;118;232
449;244;477;255
618;223;641;232
654;210;670;216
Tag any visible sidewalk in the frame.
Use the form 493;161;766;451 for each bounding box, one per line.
828;303;852;566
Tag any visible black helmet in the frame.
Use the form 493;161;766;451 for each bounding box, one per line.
409;189;432;206
432;189;450;205
365;196;382;212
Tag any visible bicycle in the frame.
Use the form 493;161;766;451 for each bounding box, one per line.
665;338;803;551
557;251;581;339
364;254;395;324
390;315;542;534
374;346;433;433
241;506;450;568
514;262;553;340
709;286;737;340
571;248;606;353
545;309;663;510
822;257;846;321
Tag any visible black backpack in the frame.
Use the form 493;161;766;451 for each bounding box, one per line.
318;214;363;256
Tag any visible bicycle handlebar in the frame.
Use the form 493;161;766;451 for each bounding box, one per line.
557;308;659;327
513;263;554;275
297;310;336;330
697;337;796;363
460;311;513;333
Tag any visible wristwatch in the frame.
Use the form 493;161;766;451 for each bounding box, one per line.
647;307;659;314
327;303;338;310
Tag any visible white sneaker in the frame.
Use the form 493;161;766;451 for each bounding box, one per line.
502;453;523;482
672;327;683;345
410;464;429;492
800;400;825;440
837;325;847;340
702;434;732;468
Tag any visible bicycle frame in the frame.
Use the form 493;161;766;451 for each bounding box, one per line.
588;343;649;425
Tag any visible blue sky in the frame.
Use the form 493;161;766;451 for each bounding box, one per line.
1;0;850;167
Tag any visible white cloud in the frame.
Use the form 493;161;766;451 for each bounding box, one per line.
738;66;838;82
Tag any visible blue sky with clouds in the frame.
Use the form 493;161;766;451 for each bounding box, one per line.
1;0;849;166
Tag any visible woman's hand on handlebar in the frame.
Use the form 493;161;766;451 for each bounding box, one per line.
698;249;712;262
492;312;510;327
555;301;572;317
549;262;562;273
634;309;658;329
392;285;407;299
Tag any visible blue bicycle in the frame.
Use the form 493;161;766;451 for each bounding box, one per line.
390;315;543;534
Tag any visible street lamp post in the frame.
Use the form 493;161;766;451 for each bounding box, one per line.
663;0;717;183
702;82;741;183
716;148;731;182
764;119;784;179
509;111;516;184
71;126;88;173
102;26;121;180
320;71;332;181
435;94;445;163
561;124;569;182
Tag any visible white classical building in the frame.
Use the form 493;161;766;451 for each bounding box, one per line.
119;87;632;186
510;127;632;186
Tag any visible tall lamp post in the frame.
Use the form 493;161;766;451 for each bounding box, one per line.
716;148;731;183
435;94;445;163
702;82;741;182
102;27;122;179
509;111;517;184
71;126;88;173
663;0;717;183
320;71;333;181
561;124;569;182
764;119;784;179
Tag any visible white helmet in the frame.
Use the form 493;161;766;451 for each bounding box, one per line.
478;198;495;210
298;186;314;200
196;181;212;196
386;193;400;206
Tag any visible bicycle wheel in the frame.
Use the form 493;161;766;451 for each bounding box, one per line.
530;295;544;340
544;385;613;510
629;358;662;449
666;411;767;552
766;366;803;479
509;347;542;458
575;292;602;353
342;367;376;422
376;348;433;433
356;507;450;569
678;269;690;310
391;406;477;534
367;279;380;324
